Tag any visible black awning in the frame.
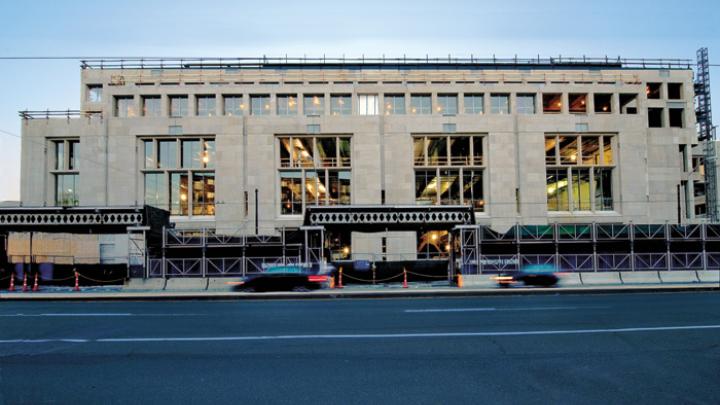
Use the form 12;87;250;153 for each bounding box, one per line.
304;205;475;232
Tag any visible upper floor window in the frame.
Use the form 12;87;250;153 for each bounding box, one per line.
569;94;587;113
304;94;325;116
250;95;271;115
490;94;510;114
52;139;80;207
169;95;189;117
667;83;683;100
279;136;351;168
196;95;216;116
277;94;298;115
384;94;405;115
142;96;161;117
517;94;536;114
358;94;378;115
594;94;612;113
223;95;245;116
330;94;351;116
437;94;458;115
413;135;484;167
410;94;431;114
543;93;562;113
114;96;136;117
464;94;484;114
87;85;103;103
646;83;662;99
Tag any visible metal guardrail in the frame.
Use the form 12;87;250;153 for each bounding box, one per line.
19;110;102;119
148;256;303;278
78;56;694;70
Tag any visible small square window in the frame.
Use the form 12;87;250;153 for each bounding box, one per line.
142;96;162;117
87;85;103;103
223;95;244;116
277;94;299;116
569;94;587;113
594;94;612;113
648;108;663;128
304;94;325;116
410;94;432;114
490;94;510;114
516;94;536;114
542;94;562;113
330;94;352;115
464;94;484;114
669;108;684;128
250;95;271;115
437;94;458;115
667;83;683;100
169;95;189;117
646;83;661;99
196;95;216;116
114;96;136;117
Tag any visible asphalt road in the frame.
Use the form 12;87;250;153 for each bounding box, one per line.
1;292;719;404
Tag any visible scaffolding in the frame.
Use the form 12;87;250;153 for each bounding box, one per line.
696;47;717;222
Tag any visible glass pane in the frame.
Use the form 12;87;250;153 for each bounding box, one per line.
144;141;155;168
88;85;102;103
143;97;161;117
581;136;601;165
338;170;351;205
192;173;215;215
462;170;484;212
330;95;351;115
251;95;270;115
144;173;167;209
603;137;614;165
116;97;136;117
410;95;431;114
439;169;461;204
182;140;202;169
203;140;215;169
280;171;303;215
415;169;438;205
170;173;189;216
305;95;324;115
55;141;65;170
547;168;569;211
595;168;613;210
545;137;557;165
472;137;483;165
517;94;536;114
279;137;292;167
437;95;457;115
305;171;319;206
224;96;244;116
413;138;425;166
338;138;351;166
569;94;587;113
572;168;591;210
384;94;405;115
55;174;78;206
197;96;216;116
358;95;378;115
316;138;337;167
277;95;298;115
293;138;314;167
464;94;484;114
170;96;188;117
449;137;470;166
490;95;509;114
543;94;562;113
158;141;177;169
558;136;578;165
427;137;447;165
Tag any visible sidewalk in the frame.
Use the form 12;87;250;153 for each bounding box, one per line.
1;282;717;301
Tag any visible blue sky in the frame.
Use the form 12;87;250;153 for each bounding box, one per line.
0;0;718;201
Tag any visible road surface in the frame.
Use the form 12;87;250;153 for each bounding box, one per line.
1;292;719;404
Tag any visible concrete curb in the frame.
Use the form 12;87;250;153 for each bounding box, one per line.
1;283;718;301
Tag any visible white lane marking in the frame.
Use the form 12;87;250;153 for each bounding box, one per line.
0;313;201;317
1;324;719;344
404;306;608;313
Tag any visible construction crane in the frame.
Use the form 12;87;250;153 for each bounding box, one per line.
695;47;717;222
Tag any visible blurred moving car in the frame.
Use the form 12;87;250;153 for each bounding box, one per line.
234;265;333;292
495;264;559;287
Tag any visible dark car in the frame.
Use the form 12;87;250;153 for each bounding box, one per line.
234;265;333;292
495;264;559;287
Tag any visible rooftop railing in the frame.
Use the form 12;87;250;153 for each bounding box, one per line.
79;56;694;70
19;110;102;119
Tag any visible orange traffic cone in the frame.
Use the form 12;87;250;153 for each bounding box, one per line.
336;267;344;289
403;268;408;288
73;271;80;292
457;274;464;288
32;273;39;292
8;272;15;292
21;273;28;292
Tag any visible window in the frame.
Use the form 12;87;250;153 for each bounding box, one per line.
87;85;102;103
169;95;188;117
141;137;216;216
279;136;351;168
52;139;80;206
196;95;216;116
646;83;662;99
304;94;325;116
619;94;638;114
410;94;431;114
413;135;484;212
543;93;562;113
569;94;587;113
545;134;614;212
669;108;684;128
277;94;298;115
358;94;378;115
330;94;351;115
594;94;612;113
250;95;271;115
437;94;458;115
490;94;510;114
516;94;536;114
114;96;135;117
223;95;245;116
278;136;351;214
667;83;683;100
464;94;484;114
142;96;161;117
648;108;663;128
384;94;405;115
